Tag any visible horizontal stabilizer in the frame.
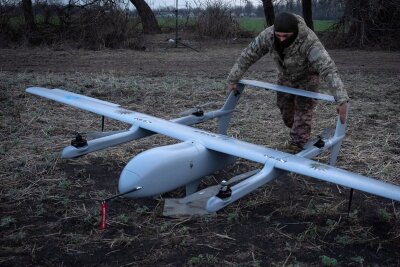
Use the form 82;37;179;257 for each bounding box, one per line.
240;80;335;102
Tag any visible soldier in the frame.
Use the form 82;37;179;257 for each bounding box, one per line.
227;12;349;153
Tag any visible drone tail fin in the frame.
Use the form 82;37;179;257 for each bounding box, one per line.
218;84;245;135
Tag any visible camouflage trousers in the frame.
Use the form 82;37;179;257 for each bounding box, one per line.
276;75;319;148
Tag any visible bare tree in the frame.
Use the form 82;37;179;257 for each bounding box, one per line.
130;0;161;34
22;0;35;33
314;0;342;20
301;0;314;30
327;0;400;49
244;0;254;16
261;0;275;26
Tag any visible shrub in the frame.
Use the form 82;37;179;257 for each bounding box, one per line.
0;1;144;50
194;1;241;39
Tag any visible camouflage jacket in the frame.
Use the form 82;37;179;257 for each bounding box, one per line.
227;16;349;104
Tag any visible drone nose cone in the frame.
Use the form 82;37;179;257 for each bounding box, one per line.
118;169;143;198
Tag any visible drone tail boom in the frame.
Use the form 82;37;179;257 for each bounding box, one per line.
61;126;154;158
206;155;400;212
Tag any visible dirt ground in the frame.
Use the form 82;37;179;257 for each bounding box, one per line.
1;37;400;266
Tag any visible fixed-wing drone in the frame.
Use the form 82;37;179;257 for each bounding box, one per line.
26;80;400;216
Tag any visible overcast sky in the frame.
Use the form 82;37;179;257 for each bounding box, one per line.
145;0;260;9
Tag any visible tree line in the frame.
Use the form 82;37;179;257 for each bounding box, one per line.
1;0;399;50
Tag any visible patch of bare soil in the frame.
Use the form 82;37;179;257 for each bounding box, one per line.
1;39;399;266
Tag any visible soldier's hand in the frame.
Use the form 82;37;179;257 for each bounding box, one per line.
336;102;348;124
227;83;237;93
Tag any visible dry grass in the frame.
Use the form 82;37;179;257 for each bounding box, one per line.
0;47;399;266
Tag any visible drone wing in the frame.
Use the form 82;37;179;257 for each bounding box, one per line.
27;87;141;125
26;87;400;202
26;87;276;162
275;156;400;201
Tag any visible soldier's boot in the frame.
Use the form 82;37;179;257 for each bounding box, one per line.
283;140;303;154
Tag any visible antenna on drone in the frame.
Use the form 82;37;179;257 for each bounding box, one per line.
168;0;200;52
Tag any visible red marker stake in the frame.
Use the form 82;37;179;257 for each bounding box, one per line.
100;201;107;230
99;186;142;230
